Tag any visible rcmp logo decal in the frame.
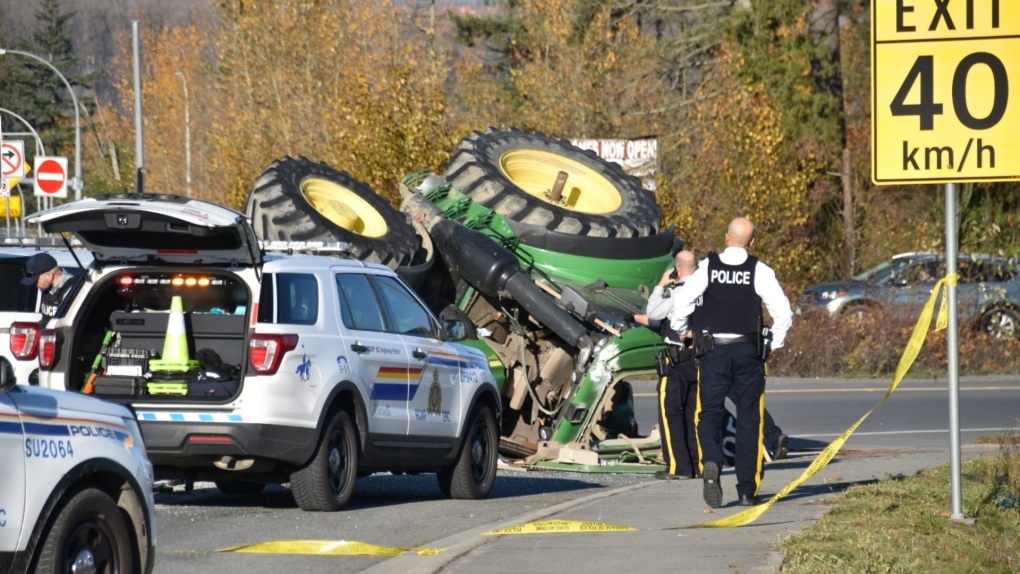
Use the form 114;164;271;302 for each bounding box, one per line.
427;369;442;414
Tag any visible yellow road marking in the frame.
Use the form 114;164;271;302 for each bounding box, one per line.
634;386;1016;397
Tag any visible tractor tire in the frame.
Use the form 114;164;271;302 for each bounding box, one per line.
445;128;661;238
247;157;419;268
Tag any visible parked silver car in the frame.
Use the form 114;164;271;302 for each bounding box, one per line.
797;252;1020;338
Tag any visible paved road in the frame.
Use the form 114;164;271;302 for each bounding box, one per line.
151;376;1020;573
634;375;1020;449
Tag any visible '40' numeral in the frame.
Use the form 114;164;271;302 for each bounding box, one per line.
890;53;1009;131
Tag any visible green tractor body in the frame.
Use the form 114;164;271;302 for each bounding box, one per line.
400;171;674;468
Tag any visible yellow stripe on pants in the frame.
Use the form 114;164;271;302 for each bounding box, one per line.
659;369;677;475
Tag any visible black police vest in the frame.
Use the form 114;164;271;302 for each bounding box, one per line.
41;275;74;322
699;252;761;335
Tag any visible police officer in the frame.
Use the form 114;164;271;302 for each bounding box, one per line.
648;250;789;480
22;253;73;324
645;250;699;480
667;217;792;507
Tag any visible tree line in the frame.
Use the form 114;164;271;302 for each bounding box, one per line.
3;0;1019;295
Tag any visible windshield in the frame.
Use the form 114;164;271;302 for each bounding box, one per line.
852;258;915;283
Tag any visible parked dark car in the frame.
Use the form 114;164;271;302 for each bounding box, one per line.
797;252;1020;338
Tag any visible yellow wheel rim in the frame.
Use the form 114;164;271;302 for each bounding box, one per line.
301;178;388;238
499;149;622;214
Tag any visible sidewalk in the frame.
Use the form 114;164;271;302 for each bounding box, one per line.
364;444;997;574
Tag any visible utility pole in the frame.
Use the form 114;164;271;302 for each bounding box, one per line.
175;72;192;198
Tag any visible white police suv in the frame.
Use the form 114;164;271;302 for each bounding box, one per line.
0;356;156;573
24;194;501;511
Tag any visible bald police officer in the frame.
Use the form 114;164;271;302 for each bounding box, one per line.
667;217;792;507
645;250;699;480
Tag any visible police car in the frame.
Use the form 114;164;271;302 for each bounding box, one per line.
24;194;501;511
0;356;156;573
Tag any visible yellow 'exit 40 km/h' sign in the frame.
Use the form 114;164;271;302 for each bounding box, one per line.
872;0;1020;184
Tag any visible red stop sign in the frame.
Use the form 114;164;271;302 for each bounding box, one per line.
36;158;67;195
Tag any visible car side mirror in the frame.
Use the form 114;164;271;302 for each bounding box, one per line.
443;319;469;342
0;357;16;392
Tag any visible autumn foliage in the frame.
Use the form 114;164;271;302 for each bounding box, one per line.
68;0;1020;318
96;0;456;210
664;46;821;288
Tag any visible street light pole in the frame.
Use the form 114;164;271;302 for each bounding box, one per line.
0;108;48;233
0;108;48;156
0;49;82;200
175;71;192;198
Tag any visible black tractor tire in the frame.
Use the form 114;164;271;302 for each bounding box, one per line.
35;487;134;574
445;128;661;238
290;409;359;511
215;480;266;495
438;404;498;499
247;157;419;268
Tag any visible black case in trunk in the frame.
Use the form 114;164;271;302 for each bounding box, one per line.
92;375;147;396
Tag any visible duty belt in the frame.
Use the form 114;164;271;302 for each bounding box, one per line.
712;334;755;345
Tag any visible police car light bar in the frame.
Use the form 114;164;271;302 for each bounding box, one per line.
117;274;226;287
259;240;352;256
0;236;85;248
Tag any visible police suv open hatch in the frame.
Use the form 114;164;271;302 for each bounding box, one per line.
23;194;501;511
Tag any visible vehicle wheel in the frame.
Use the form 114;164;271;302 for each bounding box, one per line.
247;157;419;268
35;487;133;574
290;409;359;511
215;480;266;495
840;303;871;326
445;128;661;238
438;404;498;499
980;307;1020;339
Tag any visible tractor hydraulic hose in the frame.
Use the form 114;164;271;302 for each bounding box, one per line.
429;218;592;350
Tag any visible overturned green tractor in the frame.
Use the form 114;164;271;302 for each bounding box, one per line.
248;129;680;471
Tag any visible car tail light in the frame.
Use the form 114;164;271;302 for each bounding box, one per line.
249;334;298;375
10;322;40;360
39;330;58;371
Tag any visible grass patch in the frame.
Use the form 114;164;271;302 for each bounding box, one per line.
778;434;1020;573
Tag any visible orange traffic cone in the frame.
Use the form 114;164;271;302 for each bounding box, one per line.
148;295;200;373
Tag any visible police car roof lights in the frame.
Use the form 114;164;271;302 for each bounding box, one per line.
259;240;353;256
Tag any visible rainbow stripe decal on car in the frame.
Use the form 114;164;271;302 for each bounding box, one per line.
371;351;491;402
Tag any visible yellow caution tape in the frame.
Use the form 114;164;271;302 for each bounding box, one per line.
692;274;956;528
218;540;444;556
485;519;636;535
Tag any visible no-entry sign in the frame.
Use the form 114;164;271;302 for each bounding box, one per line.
34;157;68;198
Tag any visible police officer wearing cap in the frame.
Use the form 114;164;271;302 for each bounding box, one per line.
23;252;73;324
667;217;792;508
